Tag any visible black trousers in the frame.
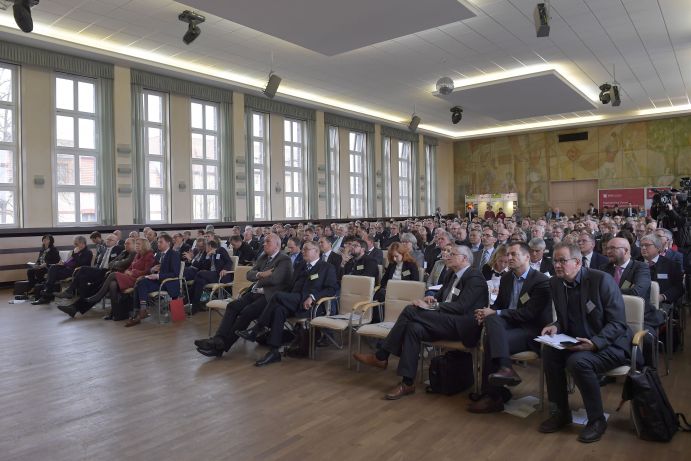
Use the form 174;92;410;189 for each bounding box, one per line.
27;267;48;289
215;292;268;350
256;292;305;348
382;305;481;380
192;270;233;304
41;265;74;295
543;345;627;421
71;267;108;313
481;315;539;395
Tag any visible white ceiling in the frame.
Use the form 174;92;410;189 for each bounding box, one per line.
0;0;689;139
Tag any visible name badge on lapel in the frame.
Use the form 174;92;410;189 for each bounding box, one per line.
356;265;364;270
586;300;596;313
520;293;530;304
621;280;632;289
402;270;411;276
310;274;319;280
657;273;668;280
216;254;221;260
452;288;460;296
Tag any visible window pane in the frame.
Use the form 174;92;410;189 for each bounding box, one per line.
206;165;217;190
0;108;13;142
57;154;75;185
56;115;74;147
78;81;95;113
78;118;95;149
285;196;293;218
206;195;218;219
191;103;203;129
293;122;301;143
56;78;74;110
147;127;162;155
0;68;12;103
0;150;13;183
192;194;204;220
254;196;264;219
79;156;97;186
147;94;162;123
192;164;204;189
0;190;14;224
253;169;263;191
205;135;217;160
205;105;216;131
80;192;97;222
149;194;163;221
253;142;264;164
191;133;203;158
252;113;263;137
284;172;292;193
148;161;163;188
293;171;301;192
284;145;291;167
57;191;75;223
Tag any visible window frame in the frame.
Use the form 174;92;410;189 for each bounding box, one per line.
249;110;270;221
326;125;340;219
283;117;307;219
348;130;367;218
425;143;437;215
397;140;413;217
53;73;100;226
190;99;221;222
0;62;18;227
141;90;169;224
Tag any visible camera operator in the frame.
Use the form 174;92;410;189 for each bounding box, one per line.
651;187;690;255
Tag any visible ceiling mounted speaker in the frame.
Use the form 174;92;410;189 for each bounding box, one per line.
263;72;282;98
408;115;421;132
13;0;39;33
534;3;550;37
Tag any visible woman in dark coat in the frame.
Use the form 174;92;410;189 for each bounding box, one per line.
27;234;61;292
374;242;420;302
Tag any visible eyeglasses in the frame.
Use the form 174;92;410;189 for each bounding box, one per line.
640;243;656;248
605;247;628;252
553;257;577;265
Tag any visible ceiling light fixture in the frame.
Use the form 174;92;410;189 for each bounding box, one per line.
534;2;550;37
450;106;463;124
178;10;205;45
11;0;38;33
436;76;454;95
599;83;621;107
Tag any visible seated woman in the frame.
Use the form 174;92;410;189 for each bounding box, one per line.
374;242;420;302
481;244;508;304
27;234;61;294
85;238;155;318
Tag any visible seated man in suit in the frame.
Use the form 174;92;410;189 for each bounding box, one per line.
528;237;555;276
172;232;191;255
577;233;607;269
286;237;303;268
472;229;497;269
362;233;384;266
639;234;683;306
194;233;293;358
341;238;380;285
236;241;338;366
654;228;685;273
318;237;343;280
32;236;93;305
539;242;632;443
182;238;210;279
189;239;234;312
353;245;488;400
229;235;257;265
469;242;552;413
601;237;661;330
126;234;181;327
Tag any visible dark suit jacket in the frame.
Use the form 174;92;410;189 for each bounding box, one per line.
538;258;555;276
323;251;343;281
663;249;684;273
587;251;608;270
549;267;631;353
647;255;683;304
381;234;400;249
95;244;124;268
157;250;181;298
290;252;304;269
207;247;234;272
290;260;338;303
109;250;135;272
601;259;651;300
380;261;419;289
491;269;552;329
234;241;256;265
424;245;442;274
366;247;384;266
37;246;61;266
344;254;380;285
435;267;488;316
65;247;93;270
247;252;293;302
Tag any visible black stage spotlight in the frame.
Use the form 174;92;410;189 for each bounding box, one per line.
13;0;39;33
450;106;463;124
534;2;550;37
599;83;612;104
178;10;205;45
610;84;621;106
263;72;282;98
408;114;421;132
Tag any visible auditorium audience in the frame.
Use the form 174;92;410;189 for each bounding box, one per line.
31;236;92;305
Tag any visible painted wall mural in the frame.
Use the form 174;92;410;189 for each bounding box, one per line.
454;115;691;214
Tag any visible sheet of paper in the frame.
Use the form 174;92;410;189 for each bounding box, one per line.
503;396;540;418
428;284;443;291
571;408;610;425
534;333;580;350
376;322;396;329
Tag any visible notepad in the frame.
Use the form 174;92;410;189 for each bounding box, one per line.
534;333;580;350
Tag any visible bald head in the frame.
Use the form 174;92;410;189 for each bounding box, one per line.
605;237;631;265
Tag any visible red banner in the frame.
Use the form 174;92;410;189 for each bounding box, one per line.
598;188;645;210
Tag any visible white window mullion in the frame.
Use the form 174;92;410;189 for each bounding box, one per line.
142;90;168;223
348;130;366;218
0;63;18;226
191;100;220;221
284;118;306;219
250;111;270;220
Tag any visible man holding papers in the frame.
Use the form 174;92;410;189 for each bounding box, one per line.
353;244;487;400
539;242;632;443
468;242;551;413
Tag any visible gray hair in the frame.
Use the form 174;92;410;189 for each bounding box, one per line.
456;244;474;265
400;232;418;248
656;228;673;241
640;233;662;251
74;235;87;245
528;237;546;250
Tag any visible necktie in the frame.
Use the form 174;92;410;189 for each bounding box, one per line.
306;263;312;272
648;260;655;268
100;248;111;268
582;255;588;268
444;275;459;302
480;250;490;267
323;254;328;262
614;266;623;284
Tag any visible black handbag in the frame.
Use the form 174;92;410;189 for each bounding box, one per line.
426;350;474;396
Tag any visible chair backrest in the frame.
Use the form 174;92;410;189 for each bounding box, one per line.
382;280;426;323
418;266;425;282
622;294;645;334
339;275;375;316
231;255;239;271
233;265;253;295
382;250;388;268
650;281;660;310
377;265;383;281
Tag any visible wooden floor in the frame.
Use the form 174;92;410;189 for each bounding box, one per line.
1;291;690;461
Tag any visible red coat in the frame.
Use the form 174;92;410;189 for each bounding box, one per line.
115;251;155;290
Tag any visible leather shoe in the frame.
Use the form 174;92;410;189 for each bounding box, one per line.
103;314;113;320
194;337;214;348
124;318;141;327
255;350;281;367
384;382;415;400
352;353;388;369
578;418;607;443
488;366;522;387
58;304;77;318
598;375;616;387
31;297;50;305
539;412;573;433
467;394;504;413
197;347;223;358
236;328;257;342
